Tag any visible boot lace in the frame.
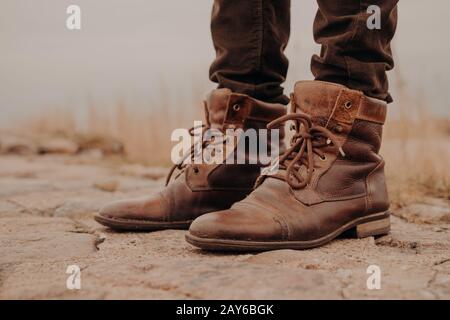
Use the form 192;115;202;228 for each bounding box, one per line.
165;124;227;186
266;112;345;189
166;124;208;186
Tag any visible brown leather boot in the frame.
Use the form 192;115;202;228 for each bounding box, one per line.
186;81;390;251
95;89;286;230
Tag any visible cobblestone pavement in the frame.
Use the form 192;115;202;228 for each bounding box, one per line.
0;155;449;299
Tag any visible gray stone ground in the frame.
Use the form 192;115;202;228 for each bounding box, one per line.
0;155;449;299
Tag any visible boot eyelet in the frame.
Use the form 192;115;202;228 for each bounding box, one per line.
232;104;240;112
334;124;343;133
344;101;352;109
193;166;200;174
319;155;327;161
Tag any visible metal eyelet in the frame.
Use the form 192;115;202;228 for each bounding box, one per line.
319;155;327;162
232;104;240;112
193;166;199;174
344;101;352;109
334;125;343;133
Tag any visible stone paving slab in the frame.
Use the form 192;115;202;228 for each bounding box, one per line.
0;155;449;299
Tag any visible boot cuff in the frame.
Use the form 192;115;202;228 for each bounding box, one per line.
205;89;286;130
292;81;387;125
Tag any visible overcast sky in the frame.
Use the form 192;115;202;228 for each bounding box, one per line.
1;0;449;125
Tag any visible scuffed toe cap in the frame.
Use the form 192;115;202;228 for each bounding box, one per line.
98;195;167;221
188;211;225;238
98;200;127;218
189;208;284;242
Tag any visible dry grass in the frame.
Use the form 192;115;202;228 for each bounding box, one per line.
20;99;201;166
383;108;450;208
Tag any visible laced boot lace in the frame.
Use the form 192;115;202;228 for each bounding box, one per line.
165;124;227;186
266;112;345;189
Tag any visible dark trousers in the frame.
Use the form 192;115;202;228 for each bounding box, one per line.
209;0;398;105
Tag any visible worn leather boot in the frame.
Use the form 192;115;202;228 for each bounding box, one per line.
95;88;286;230
186;81;390;251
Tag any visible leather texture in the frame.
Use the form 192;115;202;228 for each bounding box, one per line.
188;81;390;248
96;89;286;230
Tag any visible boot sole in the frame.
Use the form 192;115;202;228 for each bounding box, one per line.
94;213;192;231
185;211;390;252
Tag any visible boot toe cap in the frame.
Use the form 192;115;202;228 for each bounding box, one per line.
97;201;128;219
189;208;284;242
98;195;166;221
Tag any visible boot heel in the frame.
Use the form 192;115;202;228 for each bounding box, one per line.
354;216;390;238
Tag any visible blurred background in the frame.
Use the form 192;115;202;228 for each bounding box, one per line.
0;0;449;204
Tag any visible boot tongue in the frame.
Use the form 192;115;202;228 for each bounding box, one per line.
292;81;348;128
205;88;232;130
